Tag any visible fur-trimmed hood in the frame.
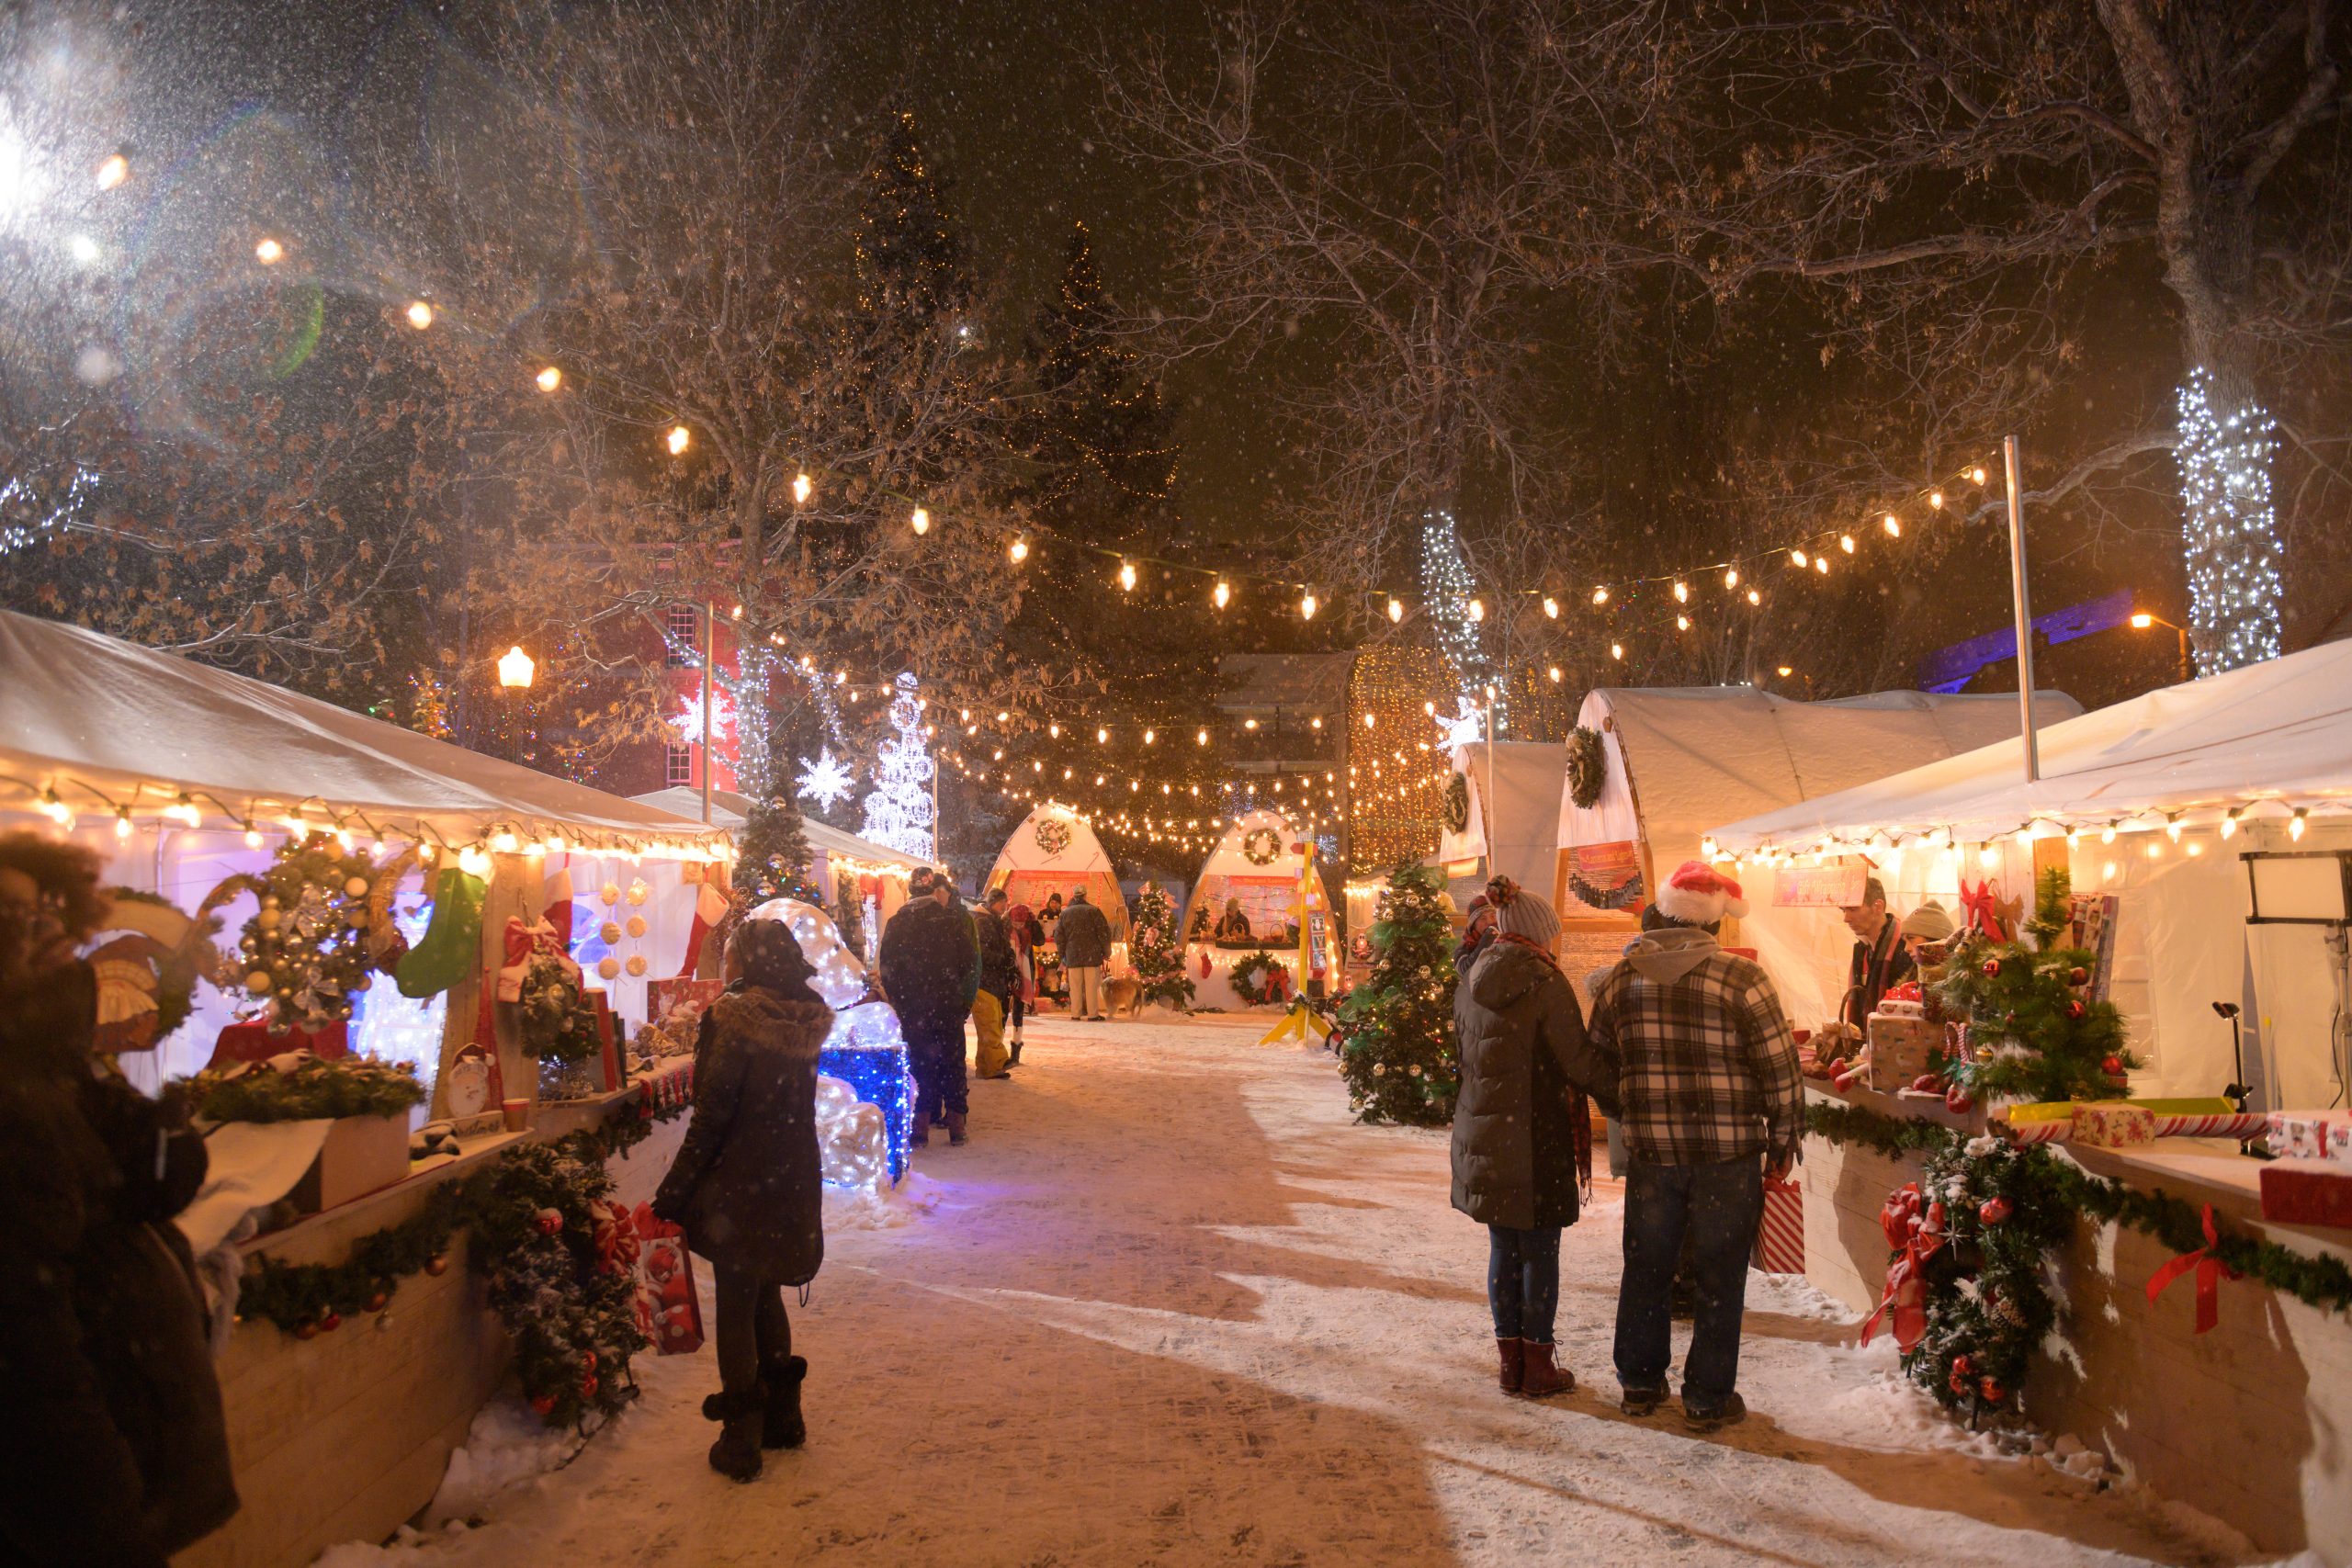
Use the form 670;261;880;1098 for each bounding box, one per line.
708;988;831;1055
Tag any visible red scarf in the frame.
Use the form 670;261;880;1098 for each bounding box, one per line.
1489;932;1592;1196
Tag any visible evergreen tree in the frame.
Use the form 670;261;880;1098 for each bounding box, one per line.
733;795;821;905
855;110;978;324
1935;869;2139;1104
1128;883;1195;1011
1333;863;1460;1125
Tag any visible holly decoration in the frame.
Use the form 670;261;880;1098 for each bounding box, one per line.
1937;869;2138;1104
1332;863;1460;1126
1229;950;1291;1006
1903;1134;2071;1416
1127;883;1195;1010
227;832;383;1030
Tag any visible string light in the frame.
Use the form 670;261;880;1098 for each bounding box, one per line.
1213;580;1230;609
1300;591;1318;620
1466;596;1484;622
1673;581;1688;603
1118;560;1137;592
910;506;930;536
666;424;691;455
1386;596;1404;623
1009;536;1030;563
1590;586;1609;606
96;153;128;190
535;365;562;393
1746;589;1761;606
1542;595;1559;619
2176;367;2281;675
1725;568;1740;590
793;472;813;504
1791;548;1808;568
404;300;435;330
1883;513;1902;537
1969;465;1988;485
1839;535;1856;554
254;236;285;265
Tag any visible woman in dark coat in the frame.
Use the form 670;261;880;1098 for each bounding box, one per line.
1;834;236;1566
652;918;834;1482
1450;877;1618;1399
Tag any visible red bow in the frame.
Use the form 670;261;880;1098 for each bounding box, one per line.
1860;1183;1944;1351
497;915;578;1001
593;1199;640;1276
2145;1202;2240;1335
1959;879;2008;942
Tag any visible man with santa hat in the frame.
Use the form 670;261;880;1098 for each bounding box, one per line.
1584;861;1801;1434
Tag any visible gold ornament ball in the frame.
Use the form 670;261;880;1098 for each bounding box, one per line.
345;876;370;898
256;908;282;932
246;970;273;995
625;915;648;941
600;920;622;945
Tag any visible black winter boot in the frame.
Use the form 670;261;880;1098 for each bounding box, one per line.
761;1356;808;1450
702;1382;768;1481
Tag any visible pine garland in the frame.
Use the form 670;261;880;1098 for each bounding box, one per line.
188;1055;427;1124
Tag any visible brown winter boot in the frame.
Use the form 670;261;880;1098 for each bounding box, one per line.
1496;1337;1525;1393
1517;1340;1575;1398
910;1111;931;1148
760;1356;807;1450
945;1109;969;1146
702;1382;768;1482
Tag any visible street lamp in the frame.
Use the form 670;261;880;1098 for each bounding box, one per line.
2129;612;2192;683
497;646;536;689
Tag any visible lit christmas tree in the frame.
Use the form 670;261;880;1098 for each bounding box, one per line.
1127;882;1194;1010
733;795;821;905
1937;869;2138;1104
1418;512;1505;732
1333;862;1460;1125
2176;367;2281;676
860;672;936;862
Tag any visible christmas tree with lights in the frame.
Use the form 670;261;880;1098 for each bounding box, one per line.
733;794;821;905
1937;868;2138;1104
1128;882;1194;1010
860;673;936;863
1334;863;1460;1125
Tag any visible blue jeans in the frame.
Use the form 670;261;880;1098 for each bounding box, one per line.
1487;1224;1562;1343
1613;1156;1764;1407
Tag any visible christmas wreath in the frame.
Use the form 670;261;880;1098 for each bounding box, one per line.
226;832;385;1030
516;952;605;1066
1566;726;1607;810
187;1052;426;1123
1442;773;1471;834
1229;950;1291;1005
1241;827;1282;866
1034;817;1072;856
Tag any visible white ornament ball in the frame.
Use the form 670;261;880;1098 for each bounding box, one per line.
597;956;621;981
600;920;622;945
625;954;648;977
625;915;648;941
600;882;621;907
245;970;273;995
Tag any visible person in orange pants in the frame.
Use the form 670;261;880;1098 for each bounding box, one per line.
972;888;1016;1077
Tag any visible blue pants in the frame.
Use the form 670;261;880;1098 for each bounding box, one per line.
1613;1156;1764;1407
1487;1224;1562;1343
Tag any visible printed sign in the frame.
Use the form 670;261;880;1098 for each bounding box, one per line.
2068;893;2120;1002
1564;840;1646;917
1774;861;1869;908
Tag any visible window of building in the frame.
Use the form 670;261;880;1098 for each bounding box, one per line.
665;743;694;787
665;605;697;667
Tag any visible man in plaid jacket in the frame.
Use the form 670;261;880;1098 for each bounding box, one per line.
1585;861;1801;1431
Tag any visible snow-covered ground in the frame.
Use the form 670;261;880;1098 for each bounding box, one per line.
328;1015;2264;1567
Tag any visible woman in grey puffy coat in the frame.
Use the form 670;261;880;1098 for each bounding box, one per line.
1450;878;1618;1398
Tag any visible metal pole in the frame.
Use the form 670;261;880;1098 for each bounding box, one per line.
699;602;715;825
2003;434;2039;784
1483;685;1497;870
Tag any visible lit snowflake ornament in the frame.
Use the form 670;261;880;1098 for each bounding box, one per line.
796;748;858;812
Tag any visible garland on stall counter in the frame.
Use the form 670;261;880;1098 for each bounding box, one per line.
235;1088;688;1427
1806;1102;2352;1320
188;1055;428;1124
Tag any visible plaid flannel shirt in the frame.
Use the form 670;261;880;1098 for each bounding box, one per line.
1587;935;1803;1166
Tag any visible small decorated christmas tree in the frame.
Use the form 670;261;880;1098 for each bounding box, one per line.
1938;868;2138;1103
1333;862;1459;1125
733;795;822;905
1128;882;1194;1010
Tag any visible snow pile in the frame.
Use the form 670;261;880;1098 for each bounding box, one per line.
821;1168;944;1231
423;1395;592;1522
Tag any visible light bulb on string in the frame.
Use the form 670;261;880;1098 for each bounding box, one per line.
1590;586;1609;606
666;424;691;455
1212;579;1230;609
1839;535;1856;554
1883;513;1902;537
1673;581;1689;603
1791;548;1808;568
1746;589;1760;606
1814;555;1829;575
1009;536;1030;563
910;506;930;536
1970;465;1989;486
1676;615;1690;632
1300;590;1318;620
793;472;812;504
1466;596;1484;622
1542;595;1559;619
1385;596;1404;622
1118;560;1137;592
405;300;435;330
1724;568;1740;590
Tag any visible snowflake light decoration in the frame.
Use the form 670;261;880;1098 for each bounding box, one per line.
671;687;734;748
796;748;858;812
1433;695;1485;750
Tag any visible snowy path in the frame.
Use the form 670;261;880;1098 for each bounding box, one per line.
345;1017;2249;1568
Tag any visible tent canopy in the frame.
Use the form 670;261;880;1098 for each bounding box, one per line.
630;787;922;873
0;610;725;851
1703;640;2352;852
1555;684;2075;910
1442;741;1567;897
985;802;1129;938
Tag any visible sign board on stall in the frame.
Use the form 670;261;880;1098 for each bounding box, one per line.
1563;840;1646;917
1775;861;1869;908
2067;893;2120;1002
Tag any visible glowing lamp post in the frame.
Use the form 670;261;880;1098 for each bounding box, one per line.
497;645;536;690
2129;612;2193;684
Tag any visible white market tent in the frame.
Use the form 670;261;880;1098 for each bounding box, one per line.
1439;740;1568;898
1704;640;2352;1105
1183;807;1321;1008
630;786;922;881
985;801;1129;942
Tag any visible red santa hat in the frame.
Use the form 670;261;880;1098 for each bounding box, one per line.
1654;861;1748;926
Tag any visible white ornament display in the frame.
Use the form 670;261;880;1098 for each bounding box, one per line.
858;672;936;863
796;747;859;813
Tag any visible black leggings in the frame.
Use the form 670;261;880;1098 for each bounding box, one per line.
714;1261;793;1396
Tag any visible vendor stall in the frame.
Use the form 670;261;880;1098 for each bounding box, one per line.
1182;808;1323;1009
1554;684;2077;985
1435;739;1568;895
985;802;1130;1002
1703;640;2352;1563
0;609;734;1568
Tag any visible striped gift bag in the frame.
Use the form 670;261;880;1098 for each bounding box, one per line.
1753;1174;1805;1274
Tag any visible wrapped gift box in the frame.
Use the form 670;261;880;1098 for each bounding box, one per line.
2265;1111;2352;1164
2259;1158;2352;1229
2071;1100;2158;1149
1752;1174;1804;1273
289;1113;412;1213
1865;1010;1940;1092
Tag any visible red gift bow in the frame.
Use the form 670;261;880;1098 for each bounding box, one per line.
497;914;579;1002
2144;1202;2240;1335
1860;1183;1944;1351
1958;879;2008;942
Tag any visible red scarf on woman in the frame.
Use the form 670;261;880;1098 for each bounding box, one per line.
1488;931;1594;1197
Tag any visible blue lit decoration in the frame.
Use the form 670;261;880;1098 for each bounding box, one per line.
2176;367;2281;676
746;897;914;1186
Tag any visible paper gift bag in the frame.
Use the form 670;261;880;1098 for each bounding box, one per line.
1752;1174;1804;1274
629;1201;705;1355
